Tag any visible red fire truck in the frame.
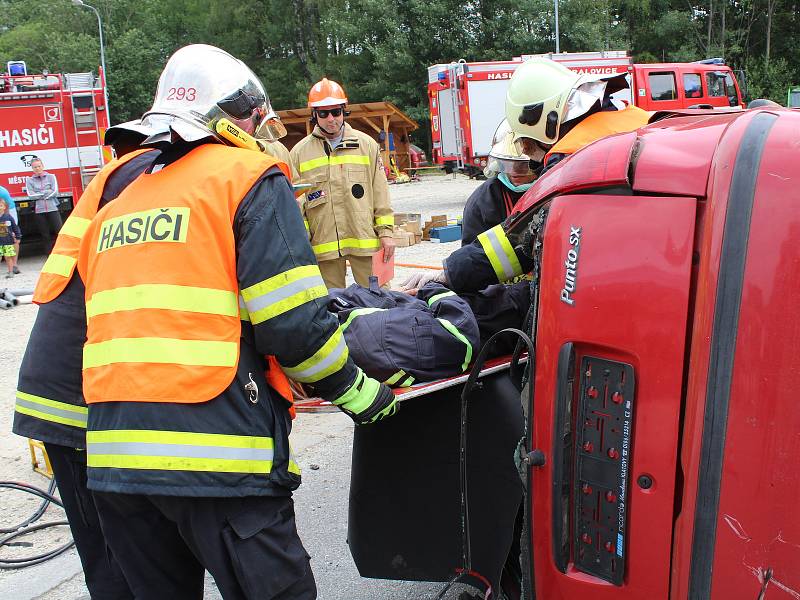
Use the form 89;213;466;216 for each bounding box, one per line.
0;65;110;238
349;106;799;599
428;51;744;175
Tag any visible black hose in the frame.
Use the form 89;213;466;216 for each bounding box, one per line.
0;480;75;569
436;328;535;600
0;480;58;533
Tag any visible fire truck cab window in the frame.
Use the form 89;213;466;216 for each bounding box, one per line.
790;89;800;108
706;71;739;106
683;73;702;98
649;72;677;101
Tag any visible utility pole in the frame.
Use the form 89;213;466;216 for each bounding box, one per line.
72;0;110;122
554;0;560;53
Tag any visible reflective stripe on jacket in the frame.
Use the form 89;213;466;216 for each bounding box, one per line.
35;149;153;304
78;144;290;404
476;224;524;283
83;340;303;496
290;123;393;261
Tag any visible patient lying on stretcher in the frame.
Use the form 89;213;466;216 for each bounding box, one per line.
327;278;530;388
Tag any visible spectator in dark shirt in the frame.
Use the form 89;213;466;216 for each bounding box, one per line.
25;158;62;251
0;198;22;278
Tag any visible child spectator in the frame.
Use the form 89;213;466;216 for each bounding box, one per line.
0;199;22;278
0;185;20;272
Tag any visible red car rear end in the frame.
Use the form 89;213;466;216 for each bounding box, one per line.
512;106;799;599
347;107;800;599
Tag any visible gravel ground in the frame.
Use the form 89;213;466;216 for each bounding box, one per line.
0;174;483;599
386;173;480;286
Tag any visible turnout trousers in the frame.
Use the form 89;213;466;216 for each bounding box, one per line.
44;444;133;599
318;254;373;289
92;492;317;600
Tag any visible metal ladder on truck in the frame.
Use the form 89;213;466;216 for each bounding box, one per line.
446;61;467;173
65;72;104;192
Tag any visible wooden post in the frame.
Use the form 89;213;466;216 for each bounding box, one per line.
399;126;409;171
382;114;390;174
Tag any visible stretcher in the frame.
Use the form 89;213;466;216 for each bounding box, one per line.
294;355;526;412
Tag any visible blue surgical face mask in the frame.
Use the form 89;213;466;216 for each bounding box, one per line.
498;172;534;193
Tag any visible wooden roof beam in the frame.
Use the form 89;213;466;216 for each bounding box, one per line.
359;116;383;132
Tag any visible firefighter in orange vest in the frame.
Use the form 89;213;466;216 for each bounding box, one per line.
76;45;398;600
11;147;153;599
290;78;395;289
401;58;651;294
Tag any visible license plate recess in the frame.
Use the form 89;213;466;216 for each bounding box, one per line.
573;355;635;586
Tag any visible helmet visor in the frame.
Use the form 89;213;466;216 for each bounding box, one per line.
513;136;549;163
253;113;287;142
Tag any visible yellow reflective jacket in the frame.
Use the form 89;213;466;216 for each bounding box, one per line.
290;123;393;261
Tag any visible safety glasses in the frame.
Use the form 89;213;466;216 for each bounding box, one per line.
315;107;343;118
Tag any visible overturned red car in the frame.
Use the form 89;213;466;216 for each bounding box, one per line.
348;107;800;599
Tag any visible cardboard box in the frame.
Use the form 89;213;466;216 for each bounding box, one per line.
393;230;415;247
401;220;422;236
422;215;448;240
394;212;422;236
394;212;422;226
392;235;410;248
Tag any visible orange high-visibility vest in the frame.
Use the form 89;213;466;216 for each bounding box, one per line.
78;144;292;405
34;149;154;304
545;106;650;161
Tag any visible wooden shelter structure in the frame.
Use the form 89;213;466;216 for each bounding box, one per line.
276;101;419;172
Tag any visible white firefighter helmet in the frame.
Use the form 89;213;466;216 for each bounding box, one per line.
131;44;286;145
484;119;541;178
505;58;580;145
506;57;631;144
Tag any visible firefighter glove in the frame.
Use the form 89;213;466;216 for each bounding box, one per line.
333;368;399;425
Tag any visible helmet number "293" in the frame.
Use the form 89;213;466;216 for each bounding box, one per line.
167;87;197;101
